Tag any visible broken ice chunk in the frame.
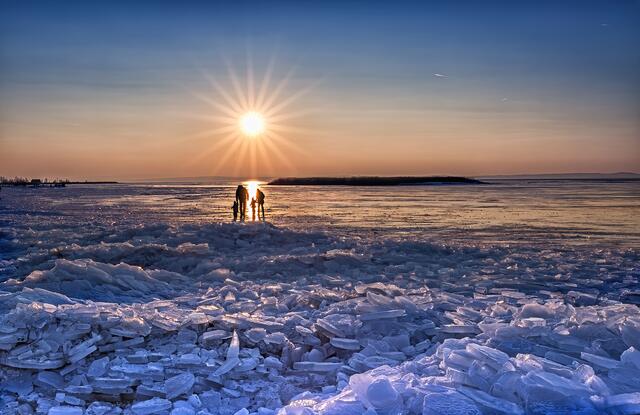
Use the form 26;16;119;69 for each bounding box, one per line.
315;314;359;337
227;331;240;360
422;387;482;415
621;320;640;349
4;356;65;370
330;338;360;350
91;377;133;394
36;371;64;390
606;393;640;414
126;351;150;364
165;372;195;400
131;398;172;415
137;384;165;399
2;372;33;396
573;364;610;395
85;402;120;415
580;352;620;370
109;317;151;337
359;309;406;321
188;312;211;325
465;343;510;370
490;371;522;403
441;325;481;334
68;333;102;357
68;344;98;363
293;361;341;372
566;291;598;306
65;385;92;394
519;303;556;319
264;332;288;345
264;356;283;371
213;357;240;376
295;325;314;336
520;370;592;397
306;349;324;362
88;356;110;378
245;328;267;343
176;354;201;366
200;390;222;411
110;362;163;378
621;347;640;370
236;357;259;372
459;386;524;414
48;407;83;415
366;378;400;411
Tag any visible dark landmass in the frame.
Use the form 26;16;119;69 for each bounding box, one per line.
269;176;484;186
0;177;118;187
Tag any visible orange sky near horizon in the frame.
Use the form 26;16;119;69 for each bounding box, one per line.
1;81;637;181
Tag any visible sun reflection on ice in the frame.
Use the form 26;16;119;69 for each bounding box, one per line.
245;180;261;202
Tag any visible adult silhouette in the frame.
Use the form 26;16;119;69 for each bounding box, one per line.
256;188;265;220
235;185;249;220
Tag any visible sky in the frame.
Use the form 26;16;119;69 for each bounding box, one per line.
1;0;639;180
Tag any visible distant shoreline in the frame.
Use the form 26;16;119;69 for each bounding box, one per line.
269;176;484;186
0;181;118;187
66;181;119;184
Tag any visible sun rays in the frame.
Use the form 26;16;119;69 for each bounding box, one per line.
239;112;265;137
185;55;314;178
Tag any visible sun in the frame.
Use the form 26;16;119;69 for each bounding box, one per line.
239;112;265;137
185;56;316;177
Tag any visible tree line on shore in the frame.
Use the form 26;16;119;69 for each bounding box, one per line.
0;176;70;186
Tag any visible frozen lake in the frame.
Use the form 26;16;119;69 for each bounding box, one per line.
0;180;639;414
2;178;639;247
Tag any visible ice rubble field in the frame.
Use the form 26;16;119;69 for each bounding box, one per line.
1;216;640;414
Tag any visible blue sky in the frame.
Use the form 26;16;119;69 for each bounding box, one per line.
1;0;638;179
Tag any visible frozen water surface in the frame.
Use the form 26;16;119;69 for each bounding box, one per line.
0;180;639;414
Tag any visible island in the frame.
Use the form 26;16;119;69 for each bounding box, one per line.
268;176;484;186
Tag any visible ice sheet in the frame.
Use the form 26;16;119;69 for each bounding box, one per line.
0;184;638;414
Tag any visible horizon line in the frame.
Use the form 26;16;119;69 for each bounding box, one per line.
45;171;640;182
3;171;639;183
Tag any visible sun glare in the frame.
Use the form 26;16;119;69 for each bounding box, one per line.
245;180;259;201
240;112;265;137
186;56;315;177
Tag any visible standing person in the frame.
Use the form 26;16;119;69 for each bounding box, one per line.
232;201;238;221
235;184;248;220
256;188;265;220
250;198;257;221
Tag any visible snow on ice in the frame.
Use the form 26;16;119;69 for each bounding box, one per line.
1;206;639;414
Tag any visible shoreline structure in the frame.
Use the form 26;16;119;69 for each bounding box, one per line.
269;176;484;186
